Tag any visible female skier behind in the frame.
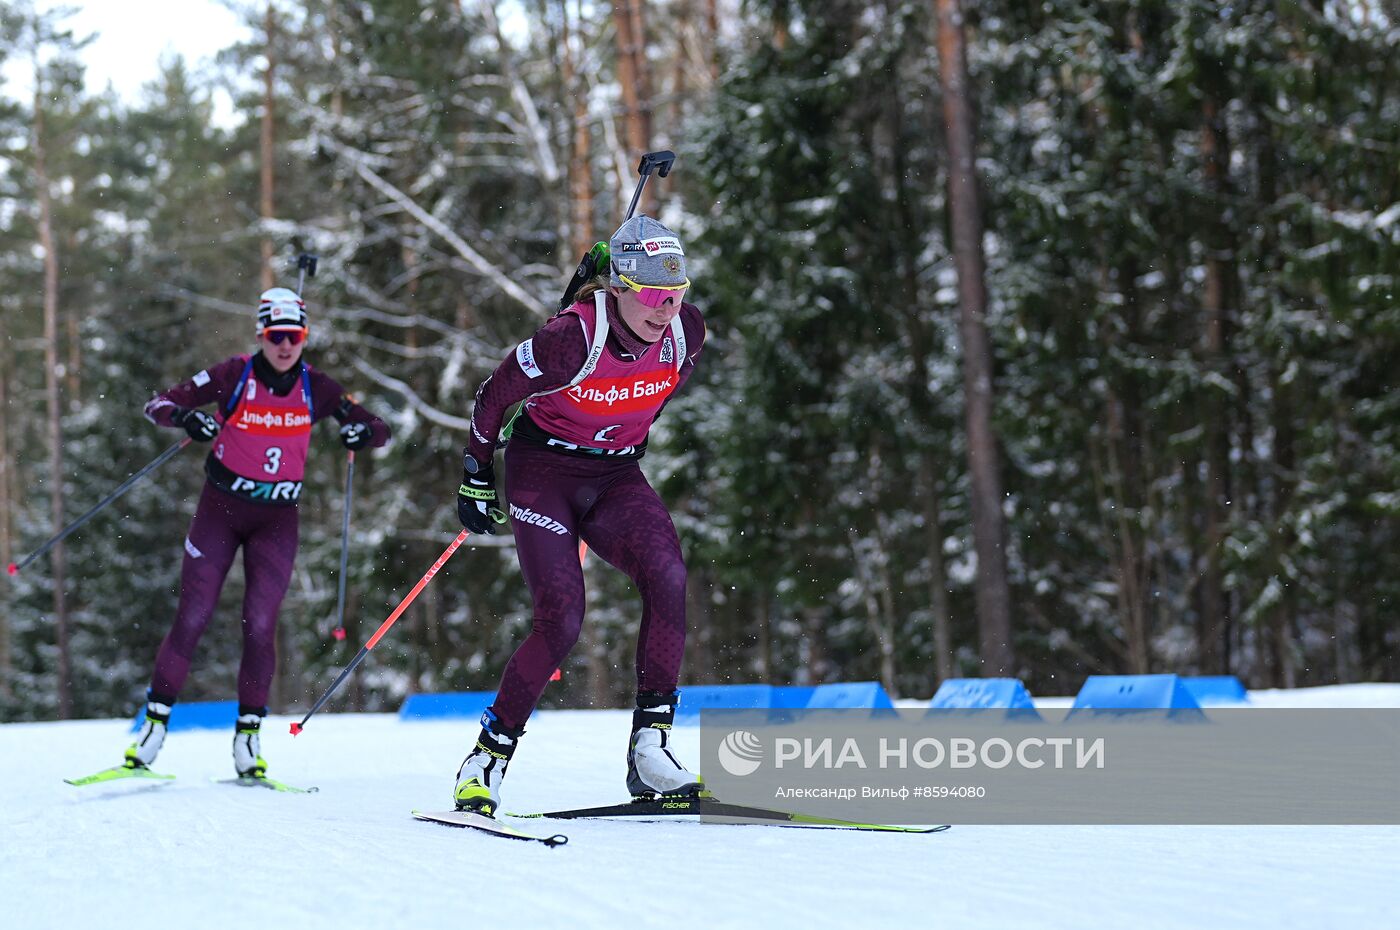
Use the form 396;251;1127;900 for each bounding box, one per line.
123;286;390;781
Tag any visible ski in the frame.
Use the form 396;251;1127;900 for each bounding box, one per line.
212;775;319;794
509;795;949;834
412;809;569;847
64;764;176;787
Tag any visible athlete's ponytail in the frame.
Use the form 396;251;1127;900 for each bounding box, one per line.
572;279;609;306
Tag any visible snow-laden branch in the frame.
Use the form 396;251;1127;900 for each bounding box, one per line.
351;332;454;361
483;0;561;187
349;354;474;433
159;286;248;317
590;68;633;218
160;282;504;362
316;133;546;317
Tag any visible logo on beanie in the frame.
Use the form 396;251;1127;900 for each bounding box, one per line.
661;255;682;275
642;237;683;256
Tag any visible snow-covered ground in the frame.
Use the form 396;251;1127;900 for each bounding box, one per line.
4;685;1398;930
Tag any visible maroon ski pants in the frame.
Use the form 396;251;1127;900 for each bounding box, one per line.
149;483;298;709
488;440;688;729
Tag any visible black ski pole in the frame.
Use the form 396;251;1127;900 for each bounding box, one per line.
623;150;676;221
558;150;676;312
295;252;318;296
330;450;355;642
7;437;192;577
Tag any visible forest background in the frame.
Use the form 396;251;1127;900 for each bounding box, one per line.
1;0;1395;721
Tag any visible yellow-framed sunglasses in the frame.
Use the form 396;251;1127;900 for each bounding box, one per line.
618;273;690;308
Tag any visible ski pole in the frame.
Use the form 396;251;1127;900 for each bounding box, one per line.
558;150;676;312
7;437;192;577
291;529;471;735
623;150;676;222
295;252;318;296
330;450;355;642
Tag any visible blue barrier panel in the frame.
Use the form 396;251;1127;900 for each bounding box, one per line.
399;691;495;721
929;678;1037;711
770;685;816;709
1183;675;1249;705
676;684;775;725
1069;674;1203;718
129;699;239;733
805;681;895;710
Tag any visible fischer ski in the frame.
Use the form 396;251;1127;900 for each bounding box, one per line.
64;764;176;787
213;775;319;794
509;795;949;834
412;809;568;847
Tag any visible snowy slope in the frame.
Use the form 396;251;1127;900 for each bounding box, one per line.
3;686;1399;930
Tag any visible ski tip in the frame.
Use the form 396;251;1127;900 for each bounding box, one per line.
289;722;303;736
6;562;16;576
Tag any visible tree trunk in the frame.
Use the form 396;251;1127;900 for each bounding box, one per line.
772;0;790;50
872;517;902;699
706;0;720;82
922;456;954;683
329;0;344;120
671;0;691;129
682;565;712;683
260;3;277;290
800;606;829;686
1250;98;1296;689
0;341;12;697
35;89;73;718
886;70;953;687
65;274;81;409
1104;389;1151;674
563;0;595;258
421;575;439;694
1198;89;1234;675
756;593;772;682
935;0;1014;675
586;635;610;709
612;1;655;212
348;587;364;711
486;0;562;245
1267;367;1298;688
683;565;712;684
854;543;897;697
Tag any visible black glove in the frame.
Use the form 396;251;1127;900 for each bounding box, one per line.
172;407;220;442
457;454;506;535
339;421;372;450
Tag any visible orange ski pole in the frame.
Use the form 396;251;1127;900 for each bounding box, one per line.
291;530;471;735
